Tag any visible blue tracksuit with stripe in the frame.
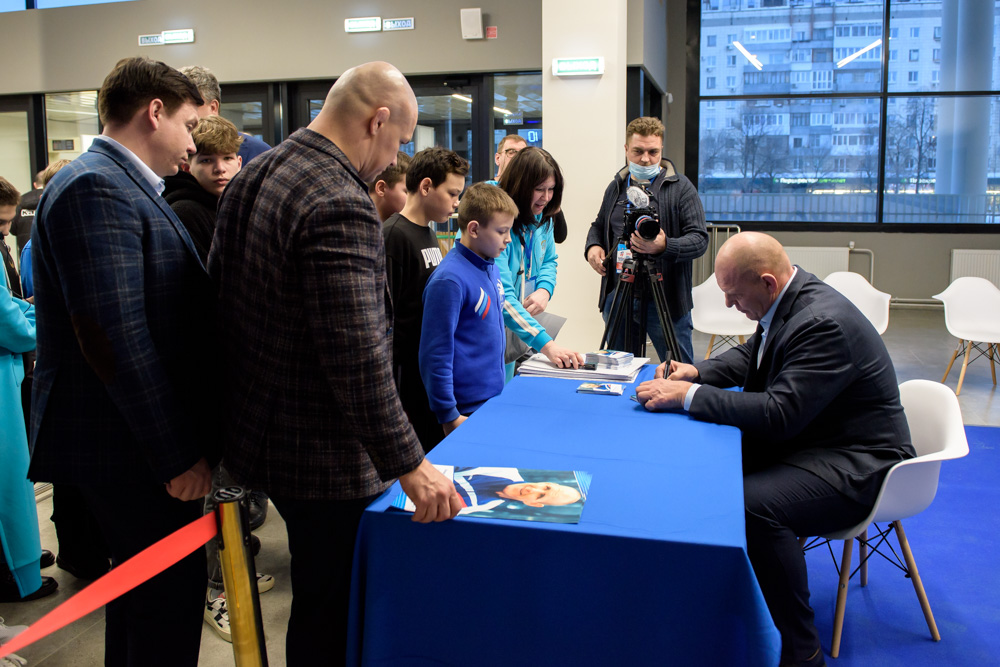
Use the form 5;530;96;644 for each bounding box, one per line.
420;242;506;424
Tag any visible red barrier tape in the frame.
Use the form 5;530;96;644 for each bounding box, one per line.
0;512;217;660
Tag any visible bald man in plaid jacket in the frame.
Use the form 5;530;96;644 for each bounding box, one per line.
208;61;460;666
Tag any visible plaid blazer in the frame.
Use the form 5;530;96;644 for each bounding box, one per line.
29;139;218;485
208;128;423;500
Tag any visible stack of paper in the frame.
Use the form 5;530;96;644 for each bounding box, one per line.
585;350;634;368
517;353;649;382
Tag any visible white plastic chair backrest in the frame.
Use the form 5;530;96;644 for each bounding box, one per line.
691;273;757;336
823;271;891;335
932;277;1000;339
822;380;969;540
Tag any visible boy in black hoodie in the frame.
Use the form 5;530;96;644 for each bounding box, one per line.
164;115;243;262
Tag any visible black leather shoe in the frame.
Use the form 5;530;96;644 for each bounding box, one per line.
56;555;111;581
250;533;261;557
40;549;55;569
247;491;269;531
0;575;58;602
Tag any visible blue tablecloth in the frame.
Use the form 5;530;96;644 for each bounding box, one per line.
347;366;780;666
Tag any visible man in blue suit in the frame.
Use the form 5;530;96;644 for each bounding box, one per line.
637;232;914;667
29;56;215;666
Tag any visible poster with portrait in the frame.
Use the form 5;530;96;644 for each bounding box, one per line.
391;465;592;524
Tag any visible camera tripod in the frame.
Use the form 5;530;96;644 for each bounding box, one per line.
599;252;681;364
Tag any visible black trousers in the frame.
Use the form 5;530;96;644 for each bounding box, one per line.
81;484;205;667
744;464;872;665
51;484;110;570
270;493;379;667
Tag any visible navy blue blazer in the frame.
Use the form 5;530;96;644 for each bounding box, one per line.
28;138;218;485
690;269;914;506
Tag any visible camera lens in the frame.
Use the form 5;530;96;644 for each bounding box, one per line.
634;215;659;240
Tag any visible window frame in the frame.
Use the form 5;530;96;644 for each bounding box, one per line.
686;0;1000;232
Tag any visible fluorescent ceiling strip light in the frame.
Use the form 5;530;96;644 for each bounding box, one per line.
733;41;763;70
493;106;513;115
836;39;883;68
451;94;473;103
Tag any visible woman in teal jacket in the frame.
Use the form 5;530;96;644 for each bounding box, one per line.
496;147;583;380
0;279;42;599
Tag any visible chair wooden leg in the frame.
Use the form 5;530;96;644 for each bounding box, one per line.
831;538;854;659
738;335;746;345
956;341;974;396
893;520;941;641
989;343;997;386
859;527;869;587
941;340;962;383
705;334;716;360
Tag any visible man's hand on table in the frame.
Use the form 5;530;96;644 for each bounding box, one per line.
398;458;463;523
636;378;693;412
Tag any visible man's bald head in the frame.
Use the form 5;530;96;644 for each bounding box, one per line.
311;61;418;182
714;233;794;322
716;232;792;284
324;61;416;119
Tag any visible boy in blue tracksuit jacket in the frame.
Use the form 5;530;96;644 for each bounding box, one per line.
419;183;518;436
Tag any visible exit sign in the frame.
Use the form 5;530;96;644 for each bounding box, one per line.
552;57;605;77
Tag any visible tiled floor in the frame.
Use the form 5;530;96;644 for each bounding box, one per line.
1;307;996;666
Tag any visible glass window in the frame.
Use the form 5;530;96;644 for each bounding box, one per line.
0;111;30;196
0;0;25;12
707;35;717;47
698;97;881;223
884;96;999;223
45;91;100;163
493;73;543;177
696;0;1000;225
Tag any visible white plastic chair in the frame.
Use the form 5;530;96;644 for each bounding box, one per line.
933;277;1000;395
803;379;969;658
691;272;757;360
823;271;891;335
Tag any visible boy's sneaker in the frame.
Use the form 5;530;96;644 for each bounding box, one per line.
256;573;274;594
0;653;27;667
204;594;231;643
0;616;28;644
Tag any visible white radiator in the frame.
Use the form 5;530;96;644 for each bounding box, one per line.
950;249;1000;288
784;247;850;280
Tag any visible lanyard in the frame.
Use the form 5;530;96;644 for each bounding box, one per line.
523;228;535;280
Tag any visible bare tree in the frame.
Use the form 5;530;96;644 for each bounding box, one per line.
905;98;937;194
884;113;912;194
734;106;784;193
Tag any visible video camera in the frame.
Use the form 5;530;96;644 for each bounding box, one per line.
624;183;659;244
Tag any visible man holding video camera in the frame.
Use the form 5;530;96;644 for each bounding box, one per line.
584;116;708;363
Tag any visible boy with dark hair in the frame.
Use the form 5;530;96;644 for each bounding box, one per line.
419;182;517;436
369;151;411;222
164;115;243;262
384;146;467;451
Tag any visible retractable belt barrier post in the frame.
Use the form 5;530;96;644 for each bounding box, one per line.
215;486;269;667
0;488;270;664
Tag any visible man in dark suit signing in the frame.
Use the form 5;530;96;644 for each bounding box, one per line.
209;61;461;666
637;232;914;667
29;57;214;666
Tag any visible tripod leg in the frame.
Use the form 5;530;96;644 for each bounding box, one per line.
601;280;632;352
644;265;682;365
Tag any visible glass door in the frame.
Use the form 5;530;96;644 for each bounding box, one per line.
0;95;39;265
